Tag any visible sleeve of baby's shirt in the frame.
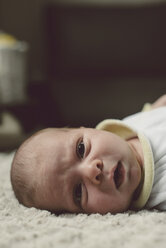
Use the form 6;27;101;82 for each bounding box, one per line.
141;103;152;112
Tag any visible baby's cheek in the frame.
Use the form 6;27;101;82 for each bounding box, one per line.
85;191;112;214
88;189;131;214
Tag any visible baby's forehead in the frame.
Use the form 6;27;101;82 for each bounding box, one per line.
29;128;76;152
36;127;84;141
39;127;75;136
33;128;71;140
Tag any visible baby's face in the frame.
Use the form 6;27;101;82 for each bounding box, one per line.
32;127;142;214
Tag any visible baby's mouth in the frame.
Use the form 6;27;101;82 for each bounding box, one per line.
113;162;124;189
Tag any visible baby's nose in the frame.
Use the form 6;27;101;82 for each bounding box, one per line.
84;159;103;185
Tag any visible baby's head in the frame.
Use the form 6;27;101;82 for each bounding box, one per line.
11;127;143;214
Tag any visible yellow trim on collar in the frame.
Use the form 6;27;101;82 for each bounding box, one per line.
96;119;154;210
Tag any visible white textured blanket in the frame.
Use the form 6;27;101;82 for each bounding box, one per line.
1;152;166;248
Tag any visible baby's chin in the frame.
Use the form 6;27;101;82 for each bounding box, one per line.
132;174;144;203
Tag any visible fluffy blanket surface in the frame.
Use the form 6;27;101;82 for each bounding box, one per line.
1;152;166;248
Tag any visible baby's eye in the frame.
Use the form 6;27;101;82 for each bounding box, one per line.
76;140;85;159
74;183;82;207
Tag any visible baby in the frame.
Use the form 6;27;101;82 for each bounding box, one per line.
10;95;166;214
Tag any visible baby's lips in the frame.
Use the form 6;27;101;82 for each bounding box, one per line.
119;163;125;188
108;163;118;188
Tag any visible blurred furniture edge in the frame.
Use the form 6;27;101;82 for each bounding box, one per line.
0;111;28;151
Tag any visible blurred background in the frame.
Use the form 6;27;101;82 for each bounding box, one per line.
0;0;166;150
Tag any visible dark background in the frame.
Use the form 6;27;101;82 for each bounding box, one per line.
0;0;166;134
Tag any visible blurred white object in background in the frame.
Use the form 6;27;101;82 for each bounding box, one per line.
0;31;28;105
0;111;23;135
